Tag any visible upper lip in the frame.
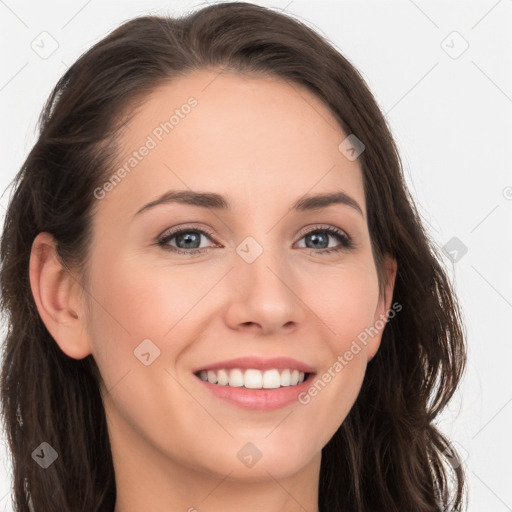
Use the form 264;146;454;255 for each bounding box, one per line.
192;356;316;374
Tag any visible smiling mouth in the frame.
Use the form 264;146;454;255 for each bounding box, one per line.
194;368;314;389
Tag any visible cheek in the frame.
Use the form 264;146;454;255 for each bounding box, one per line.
292;260;380;420
86;243;196;337
293;271;377;452
303;259;381;353
83;250;205;453
82;248;181;388
83;244;223;396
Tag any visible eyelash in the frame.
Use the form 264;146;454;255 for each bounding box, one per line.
157;224;354;256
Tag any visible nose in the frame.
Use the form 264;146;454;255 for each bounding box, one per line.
223;242;304;336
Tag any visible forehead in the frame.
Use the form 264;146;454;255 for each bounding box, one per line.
100;68;366;218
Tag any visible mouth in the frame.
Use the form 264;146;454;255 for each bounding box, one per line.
191;357;317;410
193;368;315;389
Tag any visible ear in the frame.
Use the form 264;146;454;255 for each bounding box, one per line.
366;253;398;362
29;232;92;359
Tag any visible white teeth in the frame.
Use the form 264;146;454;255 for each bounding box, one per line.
280;369;291;386
217;369;229;386
197;368;307;388
262;369;281;389
228;369;244;387
244;369;262;389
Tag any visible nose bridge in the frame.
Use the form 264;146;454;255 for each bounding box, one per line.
235;230;290;292
225;230;301;332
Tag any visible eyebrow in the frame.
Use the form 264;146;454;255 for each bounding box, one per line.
134;189;364;217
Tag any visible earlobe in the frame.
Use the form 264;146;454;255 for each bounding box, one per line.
367;254;398;362
29;232;92;360
382;255;398;313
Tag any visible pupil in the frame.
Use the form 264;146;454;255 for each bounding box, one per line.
178;232;200;249
308;233;327;249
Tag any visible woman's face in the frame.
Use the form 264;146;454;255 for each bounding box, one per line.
80;69;396;483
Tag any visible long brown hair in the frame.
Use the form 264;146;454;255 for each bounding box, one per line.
0;3;467;511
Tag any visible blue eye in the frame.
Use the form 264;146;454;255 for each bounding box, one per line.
157;227;216;255
296;226;354;254
157;225;354;256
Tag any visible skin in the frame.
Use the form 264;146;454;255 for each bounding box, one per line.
29;69;397;512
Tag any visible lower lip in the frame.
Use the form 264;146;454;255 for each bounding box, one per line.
194;373;315;411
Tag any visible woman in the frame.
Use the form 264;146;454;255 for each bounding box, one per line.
0;2;467;511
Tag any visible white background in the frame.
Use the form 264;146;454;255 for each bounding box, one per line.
1;1;511;510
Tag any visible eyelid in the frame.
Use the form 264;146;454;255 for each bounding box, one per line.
295;223;348;239
160;225;217;240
